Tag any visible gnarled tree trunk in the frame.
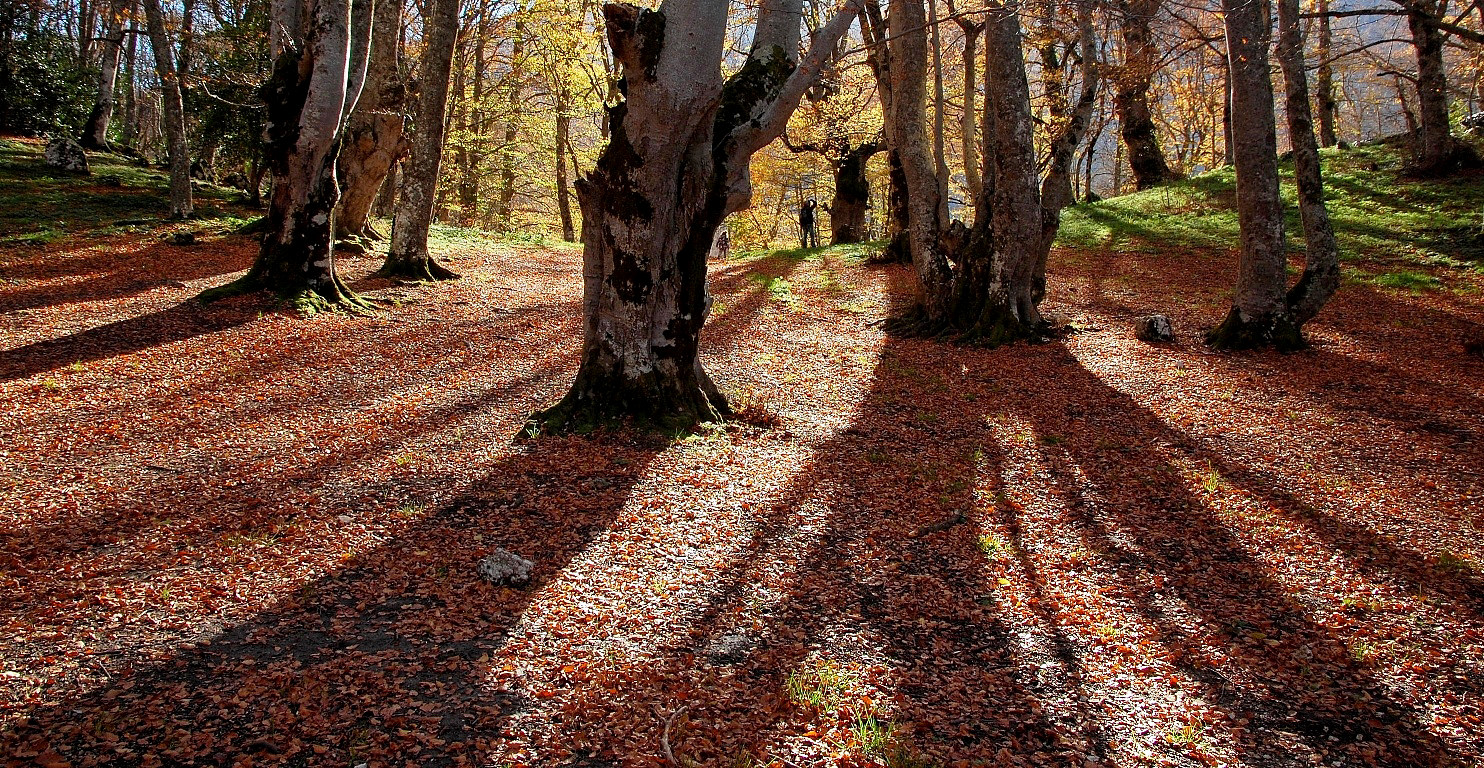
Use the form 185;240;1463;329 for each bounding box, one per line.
335;0;408;241
830;141;880;244
532;0;860;433
1207;0;1297;349
380;0;459;280
1033;3;1100;304
1406;0;1468;175
202;0;374;310
141;0;193;218
1113;0;1175;189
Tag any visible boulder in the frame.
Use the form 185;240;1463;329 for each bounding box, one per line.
44;138;89;174
1135;314;1175;342
477;549;533;587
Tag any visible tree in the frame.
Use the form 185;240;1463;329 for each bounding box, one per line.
530;0;861;432
1206;0;1294;349
1314;0;1337;147
80;0;128;150
202;0;374;309
1112;0;1175;188
1404;0;1470;174
379;0;460;280
335;0;409;241
141;0;193;217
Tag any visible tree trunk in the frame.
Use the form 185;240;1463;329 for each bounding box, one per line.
80;0;126;150
202;0;374;310
374;158;398;216
555;92;576;242
830;141;879;244
1033;5;1099;303
1406;0;1467;175
1207;0;1298;349
141;0;193;218
887;0;954;322
335;0;409;240
1113;0;1175;188
957;19;981;199
861;0;910;261
1315;0;1337;147
533;0;860;433
928;0;950;227
1275;0;1339;327
494;19;525;229
380;0;460;280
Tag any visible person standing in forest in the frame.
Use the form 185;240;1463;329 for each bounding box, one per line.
799;199;819;249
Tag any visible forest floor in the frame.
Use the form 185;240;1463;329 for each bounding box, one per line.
2;136;1484;768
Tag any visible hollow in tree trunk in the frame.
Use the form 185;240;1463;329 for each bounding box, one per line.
379;0;459;281
202;0;374;311
830;140;880;244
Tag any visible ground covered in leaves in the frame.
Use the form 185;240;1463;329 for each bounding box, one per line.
3;160;1484;768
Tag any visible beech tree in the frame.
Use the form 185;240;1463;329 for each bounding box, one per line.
80;0;128;150
335;0;408;241
379;0;459;280
141;0;193;217
1207;0;1338;349
1112;0;1175;188
202;0;374;309
531;0;862;432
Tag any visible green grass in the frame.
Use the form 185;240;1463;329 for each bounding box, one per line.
734;240;885;265
0;138;247;241
1057;141;1484;268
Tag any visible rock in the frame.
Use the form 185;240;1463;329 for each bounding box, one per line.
478;549;534;587
222;172;248;189
169;231;197;246
44;137;89;174
1135;314;1174;343
1465;337;1484;359
706;632;755;665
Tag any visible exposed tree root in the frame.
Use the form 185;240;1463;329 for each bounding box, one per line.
526;370;731;438
373;257;460;282
197;272;377;315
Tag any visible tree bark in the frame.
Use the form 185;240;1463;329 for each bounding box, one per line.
555;90;576;242
1406;0;1468;175
380;0;460;280
861;0;910;261
533;0;860;433
1315;0;1337;147
202;0;374;310
1033;4;1099;303
493;19;525;229
1208;0;1299;349
1276;0;1339;327
1113;0;1175;188
830;140;880;244
956;18;982;199
80;0;126;150
141;0;193;218
335;0;408;241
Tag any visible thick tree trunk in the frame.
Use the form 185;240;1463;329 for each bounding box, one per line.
335;0;408;240
202;0;374;310
80;0;125;150
533;0;859;433
1276;0;1339;326
1406;0;1469;175
374;158;399;216
1208;0;1298;349
380;0;460;280
888;0;954;322
141;0;193;218
861;0;910;260
1315;0;1337;147
830;141;879;244
1113;0;1175;188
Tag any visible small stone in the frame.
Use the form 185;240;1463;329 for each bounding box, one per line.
1134;313;1175;342
169;231;197;246
478;549;534;587
44;137;89;174
706;632;755;664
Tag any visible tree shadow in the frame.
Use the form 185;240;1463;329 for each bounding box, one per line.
0;238;254;314
0;298;262;382
1;433;667;766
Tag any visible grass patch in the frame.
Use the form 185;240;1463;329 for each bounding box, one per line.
1057;142;1484;268
1367;270;1444;292
784;659;858;711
